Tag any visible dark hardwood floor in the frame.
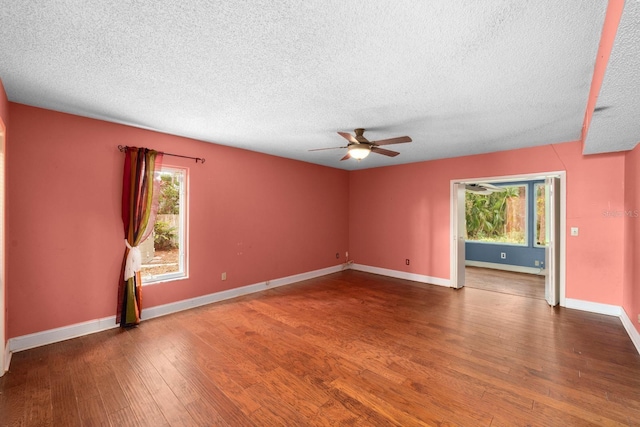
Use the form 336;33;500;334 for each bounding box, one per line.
2;270;639;426
465;266;546;300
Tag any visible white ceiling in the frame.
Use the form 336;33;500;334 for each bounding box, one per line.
0;1;637;170
584;0;640;155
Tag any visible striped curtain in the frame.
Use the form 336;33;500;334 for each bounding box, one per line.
117;147;163;327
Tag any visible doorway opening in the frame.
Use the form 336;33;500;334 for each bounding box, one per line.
450;172;565;306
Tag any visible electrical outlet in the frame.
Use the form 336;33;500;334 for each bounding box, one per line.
406;259;410;265
336;252;340;259
534;260;540;267
221;272;227;281
500;252;506;259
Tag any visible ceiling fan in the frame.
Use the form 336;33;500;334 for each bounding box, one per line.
465;183;507;194
309;128;412;161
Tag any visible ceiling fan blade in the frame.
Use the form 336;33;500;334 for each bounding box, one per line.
371;147;400;157
340;153;352;161
478;182;506;192
465;185;492;194
308;146;348;152
338;132;358;144
372;136;412;146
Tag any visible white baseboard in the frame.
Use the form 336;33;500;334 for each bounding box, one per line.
3;342;10;374
620;308;640;355
8;264;344;355
9;315;118;353
563;298;622;317
465;260;545;276
351;263;450;287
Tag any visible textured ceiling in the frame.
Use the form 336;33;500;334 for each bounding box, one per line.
0;1;633;170
584;0;640;155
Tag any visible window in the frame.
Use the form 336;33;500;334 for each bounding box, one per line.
534;183;547;247
465;184;528;245
140;167;187;284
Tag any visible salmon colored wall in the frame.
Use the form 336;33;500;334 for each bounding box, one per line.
7;103;349;338
624;145;639;333
350;141;626;305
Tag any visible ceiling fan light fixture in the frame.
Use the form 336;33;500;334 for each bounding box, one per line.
349;145;371;160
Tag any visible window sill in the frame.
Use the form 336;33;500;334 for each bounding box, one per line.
142;273;188;286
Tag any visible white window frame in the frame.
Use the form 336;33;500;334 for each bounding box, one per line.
534;182;547;248
142;166;188;285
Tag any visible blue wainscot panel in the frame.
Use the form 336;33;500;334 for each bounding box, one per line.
465;241;545;269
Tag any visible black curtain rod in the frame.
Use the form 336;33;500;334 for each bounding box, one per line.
118;145;205;164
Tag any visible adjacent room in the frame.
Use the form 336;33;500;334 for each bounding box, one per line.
1;1;640;425
463;179;547;300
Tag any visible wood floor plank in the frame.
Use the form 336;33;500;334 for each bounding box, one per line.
0;350;36;426
465;266;545;299
108;357;169;426
158;344;258;426
2;270;640;426
91;361;129;416
107;406;143;427
50;367;81;427
75;396;112;427
329;376;438;426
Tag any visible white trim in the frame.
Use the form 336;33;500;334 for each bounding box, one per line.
7;264;344;354
3;342;10;374
450;182;465;289
558;175;567;306
563;298;622;317
9;315;118;353
351;263;450;287
620;308;640;355
465;260;545;276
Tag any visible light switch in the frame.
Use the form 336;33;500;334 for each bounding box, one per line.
571;227;579;236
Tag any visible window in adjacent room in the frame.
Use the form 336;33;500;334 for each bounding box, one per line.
465;184;528;246
140;166;187;284
534;182;547;247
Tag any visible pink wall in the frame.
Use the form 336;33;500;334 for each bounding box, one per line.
7;103;349;338
624;145;640;333
5;100;633;339
350;141;626;305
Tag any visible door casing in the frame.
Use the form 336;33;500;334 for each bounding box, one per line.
450;171;566;306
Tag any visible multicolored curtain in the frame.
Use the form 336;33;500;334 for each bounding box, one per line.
117;147;163;327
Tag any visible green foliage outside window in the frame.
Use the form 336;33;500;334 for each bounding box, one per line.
154;221;178;250
465;186;525;244
158;173;180;215
154;172;180;250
